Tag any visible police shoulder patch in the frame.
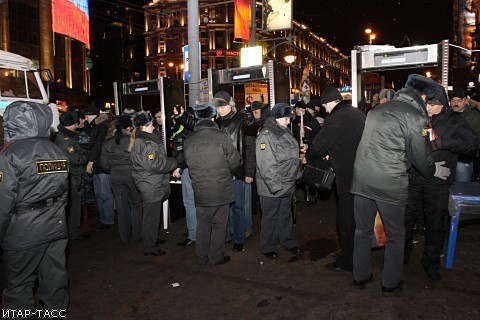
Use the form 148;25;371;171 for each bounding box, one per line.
148;153;155;160
260;143;266;150
0;171;3;184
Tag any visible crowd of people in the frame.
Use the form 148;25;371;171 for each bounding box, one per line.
1;73;480;313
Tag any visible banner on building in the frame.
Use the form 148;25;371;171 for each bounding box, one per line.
234;0;251;43
299;63;311;104
244;83;268;105
262;0;293;32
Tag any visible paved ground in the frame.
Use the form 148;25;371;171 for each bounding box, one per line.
65;190;480;320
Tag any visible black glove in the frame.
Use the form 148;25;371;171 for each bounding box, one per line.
245;105;254;123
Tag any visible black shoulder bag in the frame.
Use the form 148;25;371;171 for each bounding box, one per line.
302;158;335;191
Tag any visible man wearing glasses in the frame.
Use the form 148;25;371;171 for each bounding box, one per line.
449;88;480;181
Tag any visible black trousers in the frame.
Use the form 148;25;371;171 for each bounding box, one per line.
335;192;356;271
3;239;69;311
110;173;142;243
67;173;82;239
405;181;449;269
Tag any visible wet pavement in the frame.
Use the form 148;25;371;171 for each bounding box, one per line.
66;190;480;320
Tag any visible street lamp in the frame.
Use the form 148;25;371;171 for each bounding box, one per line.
365;28;376;45
284;50;296;64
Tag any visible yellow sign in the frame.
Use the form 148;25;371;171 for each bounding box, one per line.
244;83;268;105
35;160;68;174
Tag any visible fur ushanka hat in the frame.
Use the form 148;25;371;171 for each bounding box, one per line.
115;114;133;127
193;102;217;119
405;74;439;99
271;103;293;119
132;110;153;128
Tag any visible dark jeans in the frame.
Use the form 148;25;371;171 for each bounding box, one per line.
405;182;449;269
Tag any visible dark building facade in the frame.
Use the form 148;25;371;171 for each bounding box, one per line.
143;0;350;99
0;0;90;107
89;0;146;108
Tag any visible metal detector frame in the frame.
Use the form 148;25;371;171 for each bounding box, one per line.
351;40;450;107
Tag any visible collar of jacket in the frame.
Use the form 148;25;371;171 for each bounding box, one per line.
194;118;219;131
330;100;353;115
136;129;162;144
57;125;78;138
394;88;428;116
219;106;237;120
264;117;290;136
93;113;109;126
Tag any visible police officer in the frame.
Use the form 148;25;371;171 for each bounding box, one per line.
130;111;177;255
55;111;88;240
256;103;303;260
0;101;69;312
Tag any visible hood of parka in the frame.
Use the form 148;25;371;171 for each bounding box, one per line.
3;100;53;143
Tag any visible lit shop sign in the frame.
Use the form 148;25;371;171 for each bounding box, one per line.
215;50;241;57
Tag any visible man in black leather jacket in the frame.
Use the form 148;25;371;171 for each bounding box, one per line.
0;101;69;313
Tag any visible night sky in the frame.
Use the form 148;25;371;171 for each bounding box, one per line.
293;0;454;55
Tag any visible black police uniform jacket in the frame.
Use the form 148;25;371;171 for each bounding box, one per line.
410;108;479;185
305;100;366;194
0;101;69;251
256;118;301;198
55;125;87;177
351;89;436;205
131;130;177;203
183;119;241;207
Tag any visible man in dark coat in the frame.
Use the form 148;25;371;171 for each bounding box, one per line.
449;87;480;181
405;87;479;280
305;87;366;272
183;102;241;266
84;105;115;231
0;101;69;313
55;112;88;240
350;74;450;295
